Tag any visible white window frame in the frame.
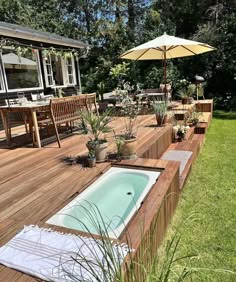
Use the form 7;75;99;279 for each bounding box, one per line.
43;54;76;88
0;62;5;93
64;56;77;86
1;48;43;93
43;55;54;87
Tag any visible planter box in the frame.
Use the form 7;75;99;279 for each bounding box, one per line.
194;123;207;134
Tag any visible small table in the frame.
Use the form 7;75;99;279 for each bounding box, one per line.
136;92;165;99
0;101;50;148
146;92;165;99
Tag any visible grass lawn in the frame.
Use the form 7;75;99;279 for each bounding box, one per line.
151;111;236;281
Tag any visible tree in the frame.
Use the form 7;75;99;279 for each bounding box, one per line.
0;0;235;108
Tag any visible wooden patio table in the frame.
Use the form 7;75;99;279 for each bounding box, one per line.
0;101;50;148
136;92;165;99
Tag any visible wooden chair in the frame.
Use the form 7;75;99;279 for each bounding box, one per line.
5;99;32;135
159;84;172;103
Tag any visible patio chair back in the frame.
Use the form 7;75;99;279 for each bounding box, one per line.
143;89;160;94
5;98;19;106
5;99;30;133
50;96;80;125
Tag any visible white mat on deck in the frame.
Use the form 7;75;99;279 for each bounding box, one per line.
0;225;130;282
161;150;193;175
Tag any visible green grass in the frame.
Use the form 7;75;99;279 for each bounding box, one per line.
152;111;236;281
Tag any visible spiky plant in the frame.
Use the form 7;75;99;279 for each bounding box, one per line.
80;110;112;144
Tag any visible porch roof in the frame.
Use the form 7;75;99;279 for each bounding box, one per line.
0;21;89;49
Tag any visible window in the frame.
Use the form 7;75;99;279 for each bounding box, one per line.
43;54;76;87
51;54;64;86
65;56;76;85
0;63;5;93
45;56;54;86
1;49;43;91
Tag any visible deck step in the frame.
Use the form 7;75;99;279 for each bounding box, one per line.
186;126;195;140
194;122;208;134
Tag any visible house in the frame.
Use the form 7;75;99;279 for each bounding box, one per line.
0;21;89;105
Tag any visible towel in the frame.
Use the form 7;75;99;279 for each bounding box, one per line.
0;225;130;282
161;150;193;175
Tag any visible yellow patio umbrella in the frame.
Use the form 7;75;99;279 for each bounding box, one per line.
120;33;216;96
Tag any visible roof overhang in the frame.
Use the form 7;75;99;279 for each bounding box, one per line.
0;21;89;49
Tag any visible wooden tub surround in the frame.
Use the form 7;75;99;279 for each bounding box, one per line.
0;158;179;282
42;160;179;282
117;160;180;281
0;100;213;281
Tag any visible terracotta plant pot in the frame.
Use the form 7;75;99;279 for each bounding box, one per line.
98;101;109;113
94;142;108;162
120;137;137;159
87;158;96;167
155;114;167;126
86;141;108;163
182;97;192;104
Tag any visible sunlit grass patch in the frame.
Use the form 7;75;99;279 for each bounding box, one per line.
152;111;236;281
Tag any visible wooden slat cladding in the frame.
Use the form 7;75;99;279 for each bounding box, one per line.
139;125;172;159
194;99;213;114
120;161;180;282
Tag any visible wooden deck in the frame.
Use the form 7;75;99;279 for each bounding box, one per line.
0;101;213;281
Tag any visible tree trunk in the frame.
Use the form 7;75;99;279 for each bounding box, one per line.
128;0;135;32
83;2;91;33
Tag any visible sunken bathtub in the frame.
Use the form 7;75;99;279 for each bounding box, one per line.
47;167;161;238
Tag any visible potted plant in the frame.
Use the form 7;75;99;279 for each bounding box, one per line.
172;124;190;141
119;97;140;159
152;101;168;126
80;110;112;162
188;110;202;126
87;149;96;167
97;82;109;113
113;132;125;161
179;83;196;104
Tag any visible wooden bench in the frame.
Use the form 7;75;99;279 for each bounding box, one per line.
38;94;98;147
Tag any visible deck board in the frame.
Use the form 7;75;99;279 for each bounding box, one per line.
0;107;211;281
0;116;170;229
14;274;38;282
0;267;22;281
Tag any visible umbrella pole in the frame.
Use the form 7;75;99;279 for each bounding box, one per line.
163;47;167;103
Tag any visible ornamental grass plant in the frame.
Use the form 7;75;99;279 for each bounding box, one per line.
121;96;141;140
56;203;214;282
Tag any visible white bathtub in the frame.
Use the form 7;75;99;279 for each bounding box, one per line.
47;167;160;238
